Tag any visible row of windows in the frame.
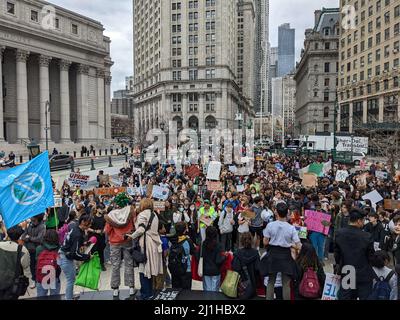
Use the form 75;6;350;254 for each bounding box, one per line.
172;69;216;80
172;45;216;56
172;0;216;10
171;33;216;44
340;77;399;100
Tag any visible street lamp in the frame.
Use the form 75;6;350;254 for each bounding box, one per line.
160;120;168;161
45;100;51;151
27;139;40;159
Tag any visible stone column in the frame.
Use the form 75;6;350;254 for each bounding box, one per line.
378;96;384;123
16;49;30;141
182;93;188;129
76;64;89;142
362;99;368;123
97;68;106;140
59;60;72;143
39;55;52;142
0;47;5;141
105;74;112;140
199;92;205;130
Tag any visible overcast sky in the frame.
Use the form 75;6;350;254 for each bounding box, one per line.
51;0;339;95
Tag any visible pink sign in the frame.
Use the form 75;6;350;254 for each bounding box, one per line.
304;210;331;236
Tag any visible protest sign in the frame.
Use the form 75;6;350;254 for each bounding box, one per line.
236;185;245;193
94;187;127;196
153;201;166;211
186;165;201;179
127;187;141;196
295;226;308;240
335;170;349;182
375;171;388;180
132;168;142;175
384;199;400;210
152;185;170;200
68;173;90;187
304;210;331;236
362;190;383;204
356;173;367;188
207;161;222;180
308;162;324;177
206;181;223;191
321;273;341;300
229;166;237;174
255;156;264;162
302;173;317;188
52;196;63;208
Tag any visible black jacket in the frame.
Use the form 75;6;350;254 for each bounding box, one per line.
382;235;400;265
61;225;90;262
200;242;226;277
334;225;375;283
294;261;326;300
363;221;385;246
232;248;260;292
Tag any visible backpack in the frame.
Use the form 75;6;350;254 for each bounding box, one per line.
168;240;189;276
299;267;321;299
368;271;395;300
36;249;59;284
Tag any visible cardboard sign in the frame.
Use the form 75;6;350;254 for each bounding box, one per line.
68;173;90;187
153;201;166;211
206;161;222;181
304;210;331;236
94;187;127;196
322;273;341;301
206;181;223;191
152;185;170;200
302;173;318;188
335;170;349;182
295;226;308;240
362;190;383;204
384;199;400;210
375;171;388;180
186;165;201;179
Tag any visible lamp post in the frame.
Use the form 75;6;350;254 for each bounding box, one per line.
160;120;167;161
45;100;51;151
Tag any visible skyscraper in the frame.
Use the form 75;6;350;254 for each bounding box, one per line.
277;23;295;77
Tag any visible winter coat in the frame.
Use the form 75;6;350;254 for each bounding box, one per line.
21;222;46;253
104;207;135;245
232;248;260;294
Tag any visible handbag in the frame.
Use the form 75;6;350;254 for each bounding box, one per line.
4;245;29;300
75;252;102;290
221;270;240;298
197;245;204;278
131;211;155;264
236;256;255;300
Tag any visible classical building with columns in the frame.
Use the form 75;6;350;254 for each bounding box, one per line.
0;0;113;153
132;0;257;142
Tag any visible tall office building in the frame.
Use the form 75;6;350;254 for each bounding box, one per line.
132;0;255;141
338;0;400;134
277;23;295;77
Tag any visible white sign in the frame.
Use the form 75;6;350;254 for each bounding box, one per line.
127;187;141;196
52;197;62;208
375;171;388;180
321;273;341;301
132;168;142;175
335;170;349;182
152;185;170;200
229;166;237;174
68;173;90;187
336;136;369;154
236;185;245;193
362;190;384;204
207;161;222;181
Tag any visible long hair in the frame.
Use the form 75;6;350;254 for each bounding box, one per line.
204;226;218;251
296;242;319;271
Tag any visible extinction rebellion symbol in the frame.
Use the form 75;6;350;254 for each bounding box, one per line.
11;173;45;206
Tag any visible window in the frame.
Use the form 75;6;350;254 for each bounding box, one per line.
172;71;182;81
206;21;215;31
206;10;216;19
384;45;390;57
377;0;382;11
324;107;329;118
71;24;78;35
206;33;216;42
189;23;198;32
324;78;330;86
376;16;381;29
324;62;330;73
172;3;182;10
206;45;215;55
385;28;390;40
368;21;373;33
384;11;390;24
324;91;330;101
206;0;216;6
368;37;373;48
188;1;198;9
368;6;373;16
394;76;399;88
395;5;400;18
172;60;181;68
375;82;380;92
55;18;60;29
206;57;215;66
375;65;381;76
189;47;198;55
376;32;381;45
376;49;381;60
31;10;38;22
325;42;330;50
6;2;15;14
384;79;389;90
206;69;215;79
189;69;198;80
395;23;400;35
368;53;373;64
188;12;198;20
189;58;198;67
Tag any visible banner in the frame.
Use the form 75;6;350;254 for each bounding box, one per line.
68;173;90;187
336;136;368;154
94;187;127;196
0;151;54;229
206;161;222;181
384;199;400;210
375;171;388;180
152;185;170;200
362;190;383;204
206;181;223;191
302;173;318;188
335;170;349;182
304;210;331;236
321;273;341;300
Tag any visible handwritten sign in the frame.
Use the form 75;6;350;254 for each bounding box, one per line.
52;196;63;208
321;273;341;300
375;171;388;180
302;173;318;188
304;210;331;236
152;185;170;200
153;201;166;211
206;161;222;180
94;187;127;196
384;199;400;210
362;190;383;204
127;187;141;196
335;170;349;182
186;165;201;179
68;173;89;187
295;226;308;239
206;181;223;191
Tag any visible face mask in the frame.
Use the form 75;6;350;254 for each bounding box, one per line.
179;207;184;212
190;206;195;211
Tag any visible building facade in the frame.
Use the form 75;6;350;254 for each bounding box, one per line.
125;76;134;91
338;0;400;133
132;0;255;142
0;0;113;151
294;8;340;136
277;23;295;77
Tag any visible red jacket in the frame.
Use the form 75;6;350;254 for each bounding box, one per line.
104;216;134;245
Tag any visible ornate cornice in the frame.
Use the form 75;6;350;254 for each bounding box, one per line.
39;55;52;67
59;60;72;71
77;64;89;75
15;49;29;62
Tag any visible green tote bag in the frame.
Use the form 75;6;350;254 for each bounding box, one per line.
75;253;101;290
220;270;240;298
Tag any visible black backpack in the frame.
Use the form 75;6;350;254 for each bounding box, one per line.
168;239;192;276
368;270;395;300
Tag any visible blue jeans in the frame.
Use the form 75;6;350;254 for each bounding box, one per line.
309;232;326;261
203;275;221;292
139;273;153;300
58;253;76;300
36;279;61;297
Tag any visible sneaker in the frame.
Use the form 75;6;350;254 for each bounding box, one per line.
29;281;36;289
129;287;138;296
113;289;119;297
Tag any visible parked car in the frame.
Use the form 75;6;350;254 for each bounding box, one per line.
49;154;73;171
352;152;366;166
